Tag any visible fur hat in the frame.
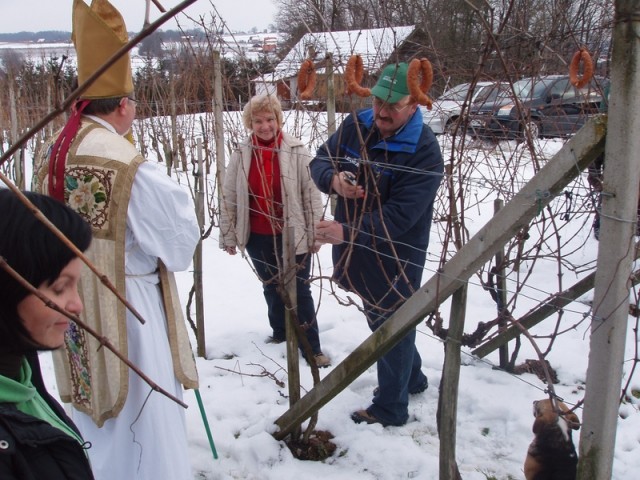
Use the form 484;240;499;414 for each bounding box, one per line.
72;0;134;99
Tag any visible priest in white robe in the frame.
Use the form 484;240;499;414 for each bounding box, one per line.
32;1;200;478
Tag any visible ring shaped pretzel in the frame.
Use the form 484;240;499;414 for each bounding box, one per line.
408;58;434;109
297;59;316;100
345;54;371;97
569;48;594;89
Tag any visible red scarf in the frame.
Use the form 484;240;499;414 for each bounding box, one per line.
248;132;284;235
48;99;91;201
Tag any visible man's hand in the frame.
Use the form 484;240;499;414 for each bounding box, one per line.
315;220;344;245
224;246;237;255
331;172;365;199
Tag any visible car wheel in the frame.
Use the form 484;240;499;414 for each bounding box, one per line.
522;120;540;140
444;117;460;135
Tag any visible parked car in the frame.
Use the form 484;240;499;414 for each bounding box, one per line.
469;75;609;140
421;81;507;135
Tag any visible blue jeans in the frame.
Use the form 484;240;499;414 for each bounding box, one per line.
245;233;321;355
364;304;427;426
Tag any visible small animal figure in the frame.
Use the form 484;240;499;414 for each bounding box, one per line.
524;398;581;480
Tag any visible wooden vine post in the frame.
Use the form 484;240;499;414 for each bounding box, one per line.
438;164;465;480
438;286;465;480
9;80;25;190
194;139;206;357
284;226;302;439
168;78;178;176
326;53;336;136
493;199;509;368
578;2;640;477
212;50;226;207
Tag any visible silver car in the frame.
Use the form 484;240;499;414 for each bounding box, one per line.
421;81;506;135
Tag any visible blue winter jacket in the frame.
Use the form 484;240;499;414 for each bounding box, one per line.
310;108;444;310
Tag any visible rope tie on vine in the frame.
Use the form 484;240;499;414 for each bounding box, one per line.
562;190;573;221
534;189;551;214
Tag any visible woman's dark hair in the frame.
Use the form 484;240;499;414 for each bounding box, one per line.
0;189;92;352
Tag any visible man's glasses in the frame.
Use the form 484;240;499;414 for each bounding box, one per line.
372;97;411;113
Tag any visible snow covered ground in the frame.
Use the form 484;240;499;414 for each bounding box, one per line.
33;114;640;479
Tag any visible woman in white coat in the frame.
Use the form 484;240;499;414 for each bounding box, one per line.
220;94;330;367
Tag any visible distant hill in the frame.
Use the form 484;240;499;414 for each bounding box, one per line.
0;31;72;43
0;28;278;45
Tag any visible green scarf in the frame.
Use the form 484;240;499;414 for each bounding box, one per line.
0;357;84;445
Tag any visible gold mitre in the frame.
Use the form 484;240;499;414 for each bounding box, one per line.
72;0;134;99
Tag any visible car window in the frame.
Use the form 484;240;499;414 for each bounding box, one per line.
576;79;607;105
439;84;470;101
549;78;570;96
547;78;579;101
474;84;501;103
530;78;557;99
510;78;535;99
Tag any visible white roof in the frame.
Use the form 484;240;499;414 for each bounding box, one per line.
259;25;416;83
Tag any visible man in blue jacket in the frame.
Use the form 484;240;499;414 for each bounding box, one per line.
310;62;444;427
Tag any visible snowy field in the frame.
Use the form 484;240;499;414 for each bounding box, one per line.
27;111;640;479
0;33;282;68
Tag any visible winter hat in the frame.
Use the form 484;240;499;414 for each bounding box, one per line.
371;63;410;104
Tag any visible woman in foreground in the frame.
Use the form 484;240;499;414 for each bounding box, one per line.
0;189;94;479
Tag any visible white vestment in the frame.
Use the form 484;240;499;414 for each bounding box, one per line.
71;161;199;480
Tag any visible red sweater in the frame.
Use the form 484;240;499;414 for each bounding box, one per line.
248;133;283;235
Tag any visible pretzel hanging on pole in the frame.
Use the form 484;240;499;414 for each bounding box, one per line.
345;54;371;97
297;59;316;100
407;58;434;109
569;48;594;88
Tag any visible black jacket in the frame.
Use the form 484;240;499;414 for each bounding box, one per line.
0;353;94;480
0;403;94;480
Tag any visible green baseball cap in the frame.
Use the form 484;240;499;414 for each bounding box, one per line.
371;62;410;103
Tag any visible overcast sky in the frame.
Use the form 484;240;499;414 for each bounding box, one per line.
0;0;277;34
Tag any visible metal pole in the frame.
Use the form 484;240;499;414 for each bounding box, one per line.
194;388;218;460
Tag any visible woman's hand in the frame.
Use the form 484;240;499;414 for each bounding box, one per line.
224;246;237;255
315;220;344;245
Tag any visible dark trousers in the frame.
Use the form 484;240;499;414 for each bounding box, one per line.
364;303;427;426
246;233;321;355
